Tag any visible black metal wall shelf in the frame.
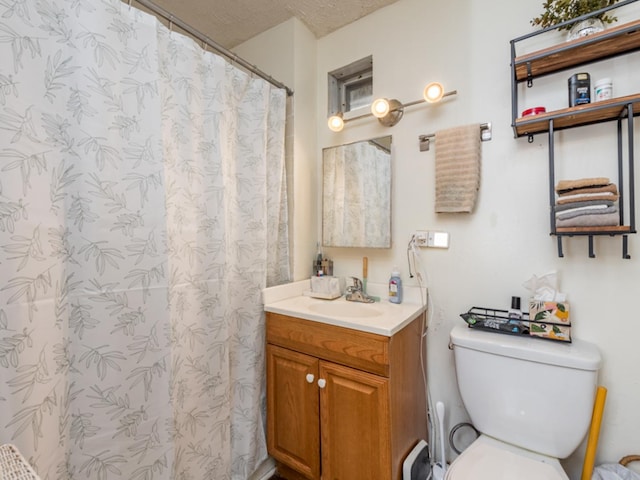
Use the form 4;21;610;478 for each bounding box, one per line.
510;1;639;258
514;94;640;138
512;18;640;86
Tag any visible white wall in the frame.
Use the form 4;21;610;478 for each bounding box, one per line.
242;1;640;478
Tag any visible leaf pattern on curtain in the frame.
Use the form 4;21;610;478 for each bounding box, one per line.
0;1;290;479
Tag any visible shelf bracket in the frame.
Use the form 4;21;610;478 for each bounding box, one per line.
588;236;596;258
623;235;631;259
557;236;564;257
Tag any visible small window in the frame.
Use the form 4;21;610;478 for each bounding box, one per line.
328;56;373;118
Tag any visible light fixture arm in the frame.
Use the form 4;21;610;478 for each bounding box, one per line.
375;89;456;127
327;84;457;131
402;90;457;109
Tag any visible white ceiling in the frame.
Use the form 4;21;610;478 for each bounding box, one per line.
145;0;401;49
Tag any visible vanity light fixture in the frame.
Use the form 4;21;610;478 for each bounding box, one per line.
371;98;393;117
327;113;345;132
371;98;404;127
424;81;446;103
327;82;457;131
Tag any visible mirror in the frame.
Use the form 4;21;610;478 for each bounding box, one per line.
322;136;392;248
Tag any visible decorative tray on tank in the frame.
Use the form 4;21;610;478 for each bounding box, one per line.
460;306;571;343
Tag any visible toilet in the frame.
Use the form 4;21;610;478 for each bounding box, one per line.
446;325;602;480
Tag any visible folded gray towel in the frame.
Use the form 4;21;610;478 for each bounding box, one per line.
555;199;615;213
556;205;618;221
556;212;620;228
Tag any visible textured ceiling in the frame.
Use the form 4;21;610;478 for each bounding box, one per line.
146;0;401;49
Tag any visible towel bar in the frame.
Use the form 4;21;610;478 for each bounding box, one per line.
419;122;491;152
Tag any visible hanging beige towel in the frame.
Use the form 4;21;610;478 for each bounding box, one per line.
435;123;481;213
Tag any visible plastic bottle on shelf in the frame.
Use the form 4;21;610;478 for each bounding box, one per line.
594;77;613;101
388;267;403;304
508;296;522;320
507;296;527;334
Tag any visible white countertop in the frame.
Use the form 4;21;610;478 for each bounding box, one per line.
262;279;427;336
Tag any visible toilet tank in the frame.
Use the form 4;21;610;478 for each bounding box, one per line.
450;325;601;459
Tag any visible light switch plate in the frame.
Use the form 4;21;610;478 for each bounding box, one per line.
428;231;449;248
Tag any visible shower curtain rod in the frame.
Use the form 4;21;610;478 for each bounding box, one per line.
128;0;294;96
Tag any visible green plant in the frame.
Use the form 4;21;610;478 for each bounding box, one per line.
531;0;619;30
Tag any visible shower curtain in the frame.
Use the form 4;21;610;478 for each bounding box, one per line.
0;1;290;479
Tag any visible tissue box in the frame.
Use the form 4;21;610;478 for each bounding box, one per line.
528;300;571;342
309;276;344;300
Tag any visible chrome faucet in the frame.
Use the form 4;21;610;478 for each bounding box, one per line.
345;277;375;303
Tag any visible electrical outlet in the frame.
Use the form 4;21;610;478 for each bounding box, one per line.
414;230;429;246
413;230;450;248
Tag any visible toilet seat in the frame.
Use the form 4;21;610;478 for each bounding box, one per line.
444;435;569;480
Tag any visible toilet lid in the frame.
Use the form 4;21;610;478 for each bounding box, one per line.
445;436;568;480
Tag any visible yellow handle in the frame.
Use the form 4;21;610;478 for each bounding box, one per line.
581;386;607;480
363;257;368;279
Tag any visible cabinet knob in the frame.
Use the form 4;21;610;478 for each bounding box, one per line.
317;378;326;389
306;373;315;383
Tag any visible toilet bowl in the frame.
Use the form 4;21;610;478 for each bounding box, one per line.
447;325;601;480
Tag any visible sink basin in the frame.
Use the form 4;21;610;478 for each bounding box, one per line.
308;301;383;318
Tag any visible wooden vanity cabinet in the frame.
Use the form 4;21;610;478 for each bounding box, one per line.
266;311;427;480
267;345;321;479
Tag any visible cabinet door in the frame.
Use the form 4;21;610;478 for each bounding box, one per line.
319;361;391;480
267;344;320;480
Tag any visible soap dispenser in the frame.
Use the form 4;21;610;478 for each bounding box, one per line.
388;267;403;304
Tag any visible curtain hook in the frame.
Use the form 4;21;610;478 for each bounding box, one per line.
128;0;132;6
168;15;173;32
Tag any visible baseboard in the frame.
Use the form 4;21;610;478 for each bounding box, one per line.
256;467;277;480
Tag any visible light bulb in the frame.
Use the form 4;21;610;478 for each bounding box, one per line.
371;98;391;118
424;82;444;103
327;114;344;132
